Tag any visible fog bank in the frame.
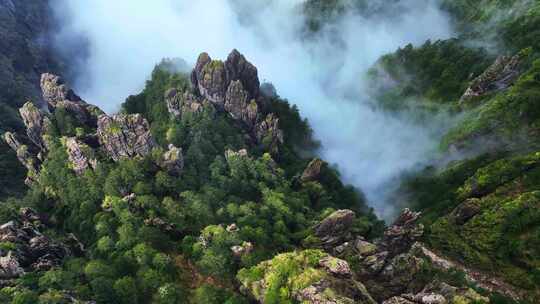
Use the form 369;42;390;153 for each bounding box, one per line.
52;0;454;219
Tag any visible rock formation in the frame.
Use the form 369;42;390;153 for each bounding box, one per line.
238;250;376;304
97;114;157;161
313;209;356;252
0;208;70;283
65;137;97;175
460;54;523;103
301;158;324;182
19;102;50;151
183;50;283;153
159;144;184;176
3;132;40;185
165;88;203;118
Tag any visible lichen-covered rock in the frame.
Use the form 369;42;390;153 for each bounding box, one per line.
237;249;376;304
314;209;355;251
97;114;157;161
165;88;202;118
65;137;97;175
40;73;104;125
0;208;70;284
2;132;40;185
231;242;253;257
193;55;228;107
160;144;184;176
40;73;82;105
379;208;424;257
460;54;522;103
225;49;260;99
255;113;284;153
225;80;258;128
301;158;324;182
19;102;49;150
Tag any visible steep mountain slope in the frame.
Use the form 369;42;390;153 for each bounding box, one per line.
0;0;64;200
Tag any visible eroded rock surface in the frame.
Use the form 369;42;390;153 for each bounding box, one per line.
65;137;97;175
461;54;522;103
0;208;70;284
314;209;356;251
160;144;184;176
301;158;324;182
97;114;157;161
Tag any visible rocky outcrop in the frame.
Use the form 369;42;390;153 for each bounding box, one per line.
224;49;260;99
313;209;356;251
238;250;376;304
97;114;157;161
40;73;82;105
2;132;40;185
165;88;203;118
65;137;97;175
159;144;184;176
301;158;324;182
460;54;522;103
19;102;50;151
0;208;70;284
225;80;258;128
384;281;489;304
255;113;284;153
40;73;103;125
187;50;283;153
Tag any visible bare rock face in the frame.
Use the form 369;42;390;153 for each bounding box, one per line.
160;144;184;176
0;208;70;284
40;73;104;125
225;49;260;99
2;132;40;185
65;137;97;175
40;73;82;105
186;50;284;153
19;102;49;151
301;158;324;182
97;114;157;161
165;88;202;118
460;54;522;103
192;54;228;107
239;250;376;304
225;80;258;128
314;209;356;251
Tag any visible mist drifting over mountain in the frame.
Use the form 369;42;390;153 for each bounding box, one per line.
52;0;453;218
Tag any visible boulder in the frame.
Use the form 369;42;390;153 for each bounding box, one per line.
301;158;324;182
314;209;355;250
97;114;157;161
